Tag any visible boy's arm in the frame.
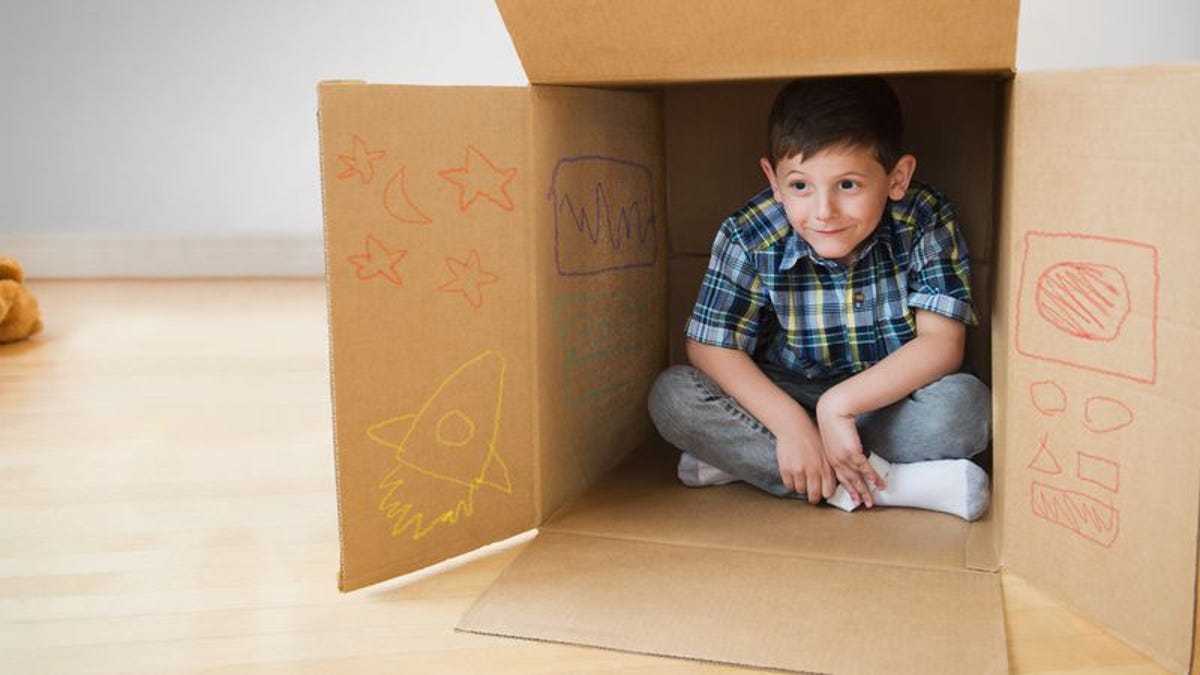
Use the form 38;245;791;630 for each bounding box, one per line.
686;339;836;503
815;309;966;505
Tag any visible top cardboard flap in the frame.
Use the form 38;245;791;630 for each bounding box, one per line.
319;83;539;591
496;0;1018;86
999;65;1200;672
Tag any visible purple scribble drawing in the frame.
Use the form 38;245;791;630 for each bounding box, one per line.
549;156;656;276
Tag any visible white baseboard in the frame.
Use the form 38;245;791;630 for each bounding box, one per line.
1;233;325;279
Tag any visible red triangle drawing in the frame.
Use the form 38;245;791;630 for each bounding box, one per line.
1028;433;1062;475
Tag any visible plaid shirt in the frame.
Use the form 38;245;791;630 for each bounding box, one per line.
686;181;975;379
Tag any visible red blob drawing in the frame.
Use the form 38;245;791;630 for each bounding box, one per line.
1030;481;1119;547
1083;396;1134;434
1029;380;1067;415
1035;262;1130;341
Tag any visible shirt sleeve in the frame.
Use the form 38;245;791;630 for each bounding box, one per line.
685;218;771;353
907;197;977;325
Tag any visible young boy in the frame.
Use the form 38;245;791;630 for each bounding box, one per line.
648;76;991;520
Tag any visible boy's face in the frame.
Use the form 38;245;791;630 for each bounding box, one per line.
760;145;916;266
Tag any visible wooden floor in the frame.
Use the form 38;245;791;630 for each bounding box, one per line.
0;279;1170;674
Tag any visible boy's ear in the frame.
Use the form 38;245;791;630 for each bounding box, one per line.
759;157;782;200
887;154;917;200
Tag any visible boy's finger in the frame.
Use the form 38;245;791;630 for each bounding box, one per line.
821;469;837;499
806;473;823;504
835;471;862;506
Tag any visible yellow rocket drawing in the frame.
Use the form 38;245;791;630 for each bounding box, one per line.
366;351;512;541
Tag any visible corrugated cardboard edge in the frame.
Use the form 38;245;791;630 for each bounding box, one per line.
316;80;352;592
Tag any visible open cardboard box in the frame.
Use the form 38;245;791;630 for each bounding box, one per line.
317;1;1200;671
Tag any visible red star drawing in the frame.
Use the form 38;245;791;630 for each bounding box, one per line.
438;250;499;308
348;235;407;286
337;135;386;184
438;145;517;212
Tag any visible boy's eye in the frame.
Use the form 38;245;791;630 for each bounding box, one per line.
839;179;858;190
790;181;808;191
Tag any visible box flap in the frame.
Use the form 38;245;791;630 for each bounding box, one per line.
460;446;1007;673
319;83;538;590
529;86;668;519
496;0;1018;86
999;65;1200;671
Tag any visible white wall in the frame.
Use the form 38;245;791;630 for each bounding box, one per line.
1;0;1196;277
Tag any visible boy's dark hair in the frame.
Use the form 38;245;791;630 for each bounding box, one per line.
767;76;904;170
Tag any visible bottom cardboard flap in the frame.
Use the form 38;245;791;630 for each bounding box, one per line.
458;530;1006;674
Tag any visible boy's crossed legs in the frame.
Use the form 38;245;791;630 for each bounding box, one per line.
648;364;992;521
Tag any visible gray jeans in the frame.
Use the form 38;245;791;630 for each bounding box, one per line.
647;364;991;498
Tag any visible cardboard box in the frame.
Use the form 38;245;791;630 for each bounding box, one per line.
317;1;1200;671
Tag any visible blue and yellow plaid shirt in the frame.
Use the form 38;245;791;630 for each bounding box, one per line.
686;181;975;379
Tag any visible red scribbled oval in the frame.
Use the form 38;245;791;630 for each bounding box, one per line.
1035;262;1130;341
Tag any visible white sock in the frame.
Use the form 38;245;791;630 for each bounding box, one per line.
828;456;990;521
677;452;740;487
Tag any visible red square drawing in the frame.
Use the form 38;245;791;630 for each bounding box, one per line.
1014;231;1158;384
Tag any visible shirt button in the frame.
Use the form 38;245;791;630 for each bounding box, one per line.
854;292;864;308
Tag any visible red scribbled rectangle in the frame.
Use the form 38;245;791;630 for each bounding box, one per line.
1014;231;1158;384
1030;481;1120;547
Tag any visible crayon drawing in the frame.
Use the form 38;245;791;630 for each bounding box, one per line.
367;351;512;542
1077;452;1121;493
1030;480;1120;548
1014;231;1159;383
383;167;433;224
1083;396;1134;434
554;290;656;407
438;250;499;309
549;156;656;276
337;135;386;184
347;235;407;286
1029;380;1067;416
1027;432;1062;476
438;145;517;212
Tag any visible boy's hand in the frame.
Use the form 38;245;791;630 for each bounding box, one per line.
774;427;836;504
816;404;886;508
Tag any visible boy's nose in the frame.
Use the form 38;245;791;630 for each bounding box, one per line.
816;192;837;220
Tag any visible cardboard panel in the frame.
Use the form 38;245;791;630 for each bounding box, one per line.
1000;66;1200;671
664;76;1002;260
460;530;1007;674
497;0;1017;85
319;83;537;590
666;255;708;366
664;81;781;255
892;75;1002;265
546;439;977;572
529;86;668;520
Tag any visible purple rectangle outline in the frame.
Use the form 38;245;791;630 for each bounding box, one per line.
549;155;657;276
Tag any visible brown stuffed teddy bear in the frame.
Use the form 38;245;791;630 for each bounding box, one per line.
0;257;44;344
